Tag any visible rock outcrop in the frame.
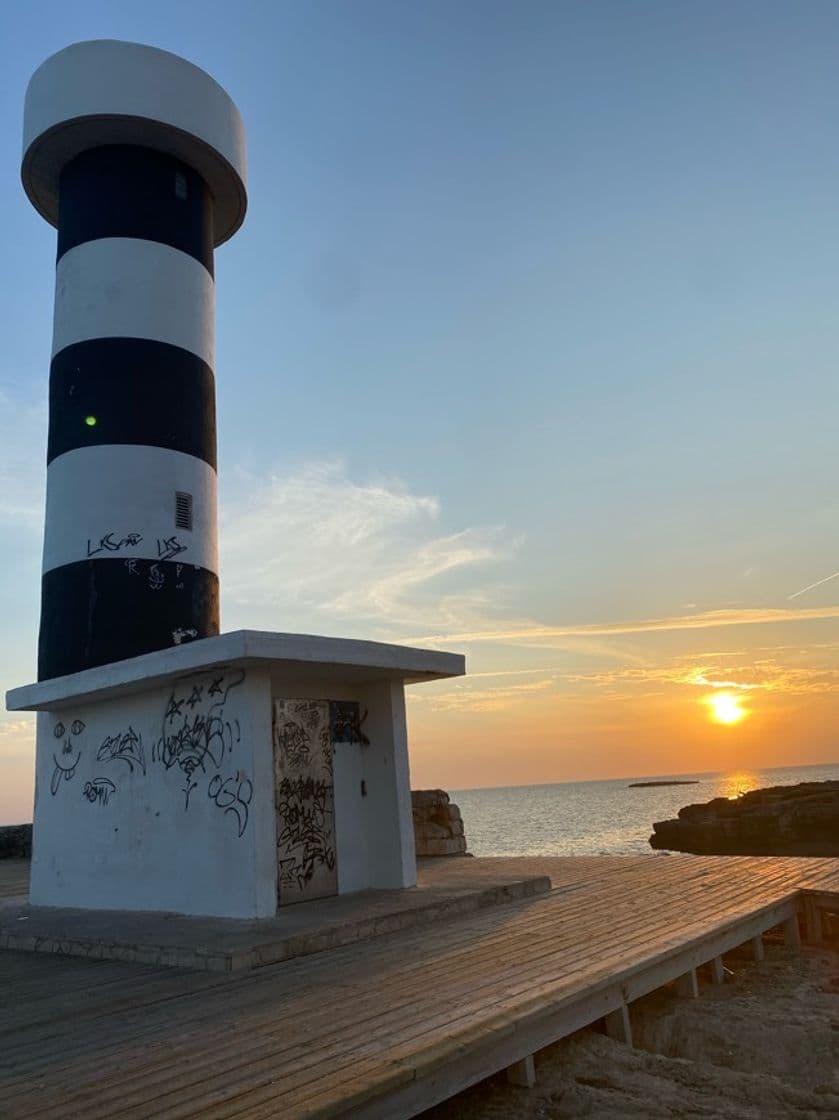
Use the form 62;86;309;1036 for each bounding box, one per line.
0;824;32;859
650;780;839;855
412;789;468;856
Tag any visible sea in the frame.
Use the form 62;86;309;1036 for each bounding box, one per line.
451;761;839;858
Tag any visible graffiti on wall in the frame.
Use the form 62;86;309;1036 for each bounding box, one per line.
82;778;116;806
87;531;142;557
208;773;253;838
50;718;86;795
44;670;254;838
329;701;369;746
97;726;146;774
276;776;336;891
273;700;337;904
153;669;246;814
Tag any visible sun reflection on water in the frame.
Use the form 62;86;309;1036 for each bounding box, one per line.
718;771;761;799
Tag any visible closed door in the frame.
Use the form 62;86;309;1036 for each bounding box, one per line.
272;699;338;905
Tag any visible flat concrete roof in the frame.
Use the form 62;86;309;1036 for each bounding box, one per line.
6;630;465;712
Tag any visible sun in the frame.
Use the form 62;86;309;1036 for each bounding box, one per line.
705;691;748;726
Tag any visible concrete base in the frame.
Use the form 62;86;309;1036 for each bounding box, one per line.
0;858;549;972
7;630;465;919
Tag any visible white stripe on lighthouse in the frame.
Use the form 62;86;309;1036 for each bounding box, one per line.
52;238;215;368
42;444;218;575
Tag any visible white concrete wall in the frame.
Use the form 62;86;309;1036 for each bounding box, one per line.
358;680;417;890
30;666;277;918
332;739;369;894
28;665;417;916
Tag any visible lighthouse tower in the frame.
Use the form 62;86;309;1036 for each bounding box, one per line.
9;39;464;922
21;40;246;681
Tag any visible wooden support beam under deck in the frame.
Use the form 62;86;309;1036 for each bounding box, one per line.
675;967;699;999
782;915;801;949
604;1002;633;1046
506;1054;536;1088
803;896;824;943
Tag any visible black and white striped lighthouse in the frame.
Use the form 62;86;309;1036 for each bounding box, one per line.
21;41;246;680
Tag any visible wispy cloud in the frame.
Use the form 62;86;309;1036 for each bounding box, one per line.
221;460;508;633
677;669;764;692
407;605;839;647
788;571;839;601
566;657;839;698
0;717;35;759
412;677;555;712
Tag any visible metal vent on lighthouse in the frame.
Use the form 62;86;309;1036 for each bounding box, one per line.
175;491;194;531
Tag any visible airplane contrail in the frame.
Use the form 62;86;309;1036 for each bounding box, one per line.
788;570;839;600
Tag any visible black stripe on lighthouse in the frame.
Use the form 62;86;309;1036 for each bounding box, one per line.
57;145;214;273
38;144;219;681
48;339;216;468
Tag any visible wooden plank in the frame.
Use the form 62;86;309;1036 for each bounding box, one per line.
4;864;806;1111
196;898;804;1120
4;856;839;1120
4;882;797;1111
19;860;788;1106
5;858;715;1079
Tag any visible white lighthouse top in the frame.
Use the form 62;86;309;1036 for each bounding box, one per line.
22;39;247;245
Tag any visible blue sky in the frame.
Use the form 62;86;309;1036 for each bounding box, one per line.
2;1;839;820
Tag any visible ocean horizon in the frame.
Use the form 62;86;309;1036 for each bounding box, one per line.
451;760;839;858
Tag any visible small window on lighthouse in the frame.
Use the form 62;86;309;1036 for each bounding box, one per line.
175;491;193;531
174;169;188;200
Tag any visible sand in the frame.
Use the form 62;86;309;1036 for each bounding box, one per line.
420;941;839;1119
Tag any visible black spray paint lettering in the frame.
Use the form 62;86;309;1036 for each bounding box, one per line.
329;701;370;746
153;670;245;810
87;532;143;557
208;773;253;837
83;778;116;806
186;685;204;708
276;776;336;889
97;726;146;774
157;536;188;562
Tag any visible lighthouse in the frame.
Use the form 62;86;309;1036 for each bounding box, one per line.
9;40;464;921
21;40;247;681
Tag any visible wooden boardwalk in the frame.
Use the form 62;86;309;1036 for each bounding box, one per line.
2;854;838;1119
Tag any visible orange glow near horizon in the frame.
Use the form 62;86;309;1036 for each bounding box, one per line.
705;690;748;726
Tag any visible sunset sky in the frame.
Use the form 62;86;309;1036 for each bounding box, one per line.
1;1;838;823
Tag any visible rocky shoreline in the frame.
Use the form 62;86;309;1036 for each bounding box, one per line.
650;780;839;856
0;824;31;859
